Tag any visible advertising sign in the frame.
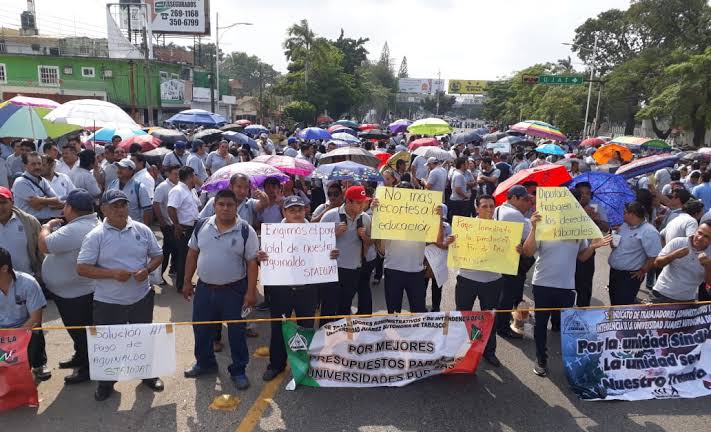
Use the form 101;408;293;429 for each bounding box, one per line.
398;78;445;94
145;0;211;35
448;80;489;94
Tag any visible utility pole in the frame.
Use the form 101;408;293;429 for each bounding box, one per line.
142;24;153;126
215;12;220;114
583;34;598;138
593;82;603;136
258;63;264;125
128;60;137;118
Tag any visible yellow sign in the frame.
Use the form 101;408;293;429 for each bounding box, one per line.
536;187;603;241
371;186;443;242
448;79;489;94
448;216;523;275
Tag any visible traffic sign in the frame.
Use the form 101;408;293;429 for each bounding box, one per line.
522;75;538;85
538;75;585;85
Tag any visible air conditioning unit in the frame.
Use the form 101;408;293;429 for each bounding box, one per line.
103;69;113;78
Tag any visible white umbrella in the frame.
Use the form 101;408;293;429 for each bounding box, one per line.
413;146;453;161
44;99;139;130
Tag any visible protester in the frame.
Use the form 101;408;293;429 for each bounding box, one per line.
102;145;120;186
199;173;269;227
162;140;189;168
661;199;704;244
55;142;79;175
424;158;447;193
186;140;208;186
40;154;74;219
425;204;451;312
11;151;62;223
167;166;200;293
106;159;152;225
692;170;711;212
449;157;472;219
130;153;155;201
311;182;344;222
572;183;609;307
182;189;259;390
153;164;180;283
476;157;500;196
69;149;102;200
659;188;692;230
205;141;235;175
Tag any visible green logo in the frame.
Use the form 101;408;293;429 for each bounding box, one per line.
470;326;481;341
155;2;169;13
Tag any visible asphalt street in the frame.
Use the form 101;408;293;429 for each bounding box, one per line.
4;248;710;432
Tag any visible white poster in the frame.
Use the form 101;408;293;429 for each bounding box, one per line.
87;323;176;381
424;244;449;288
398;78;445;94
146;0;209;35
260;223;338;286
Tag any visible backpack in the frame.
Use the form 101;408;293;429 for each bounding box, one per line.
193;217;250;264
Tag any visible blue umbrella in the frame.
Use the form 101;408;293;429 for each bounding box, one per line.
334;119;359;128
299;127;332;141
331;132;360;144
88;126;146;143
166;109;227;126
614;154;679;179
451;130;483;145
473;127;489;136
223;131;259;151
314;160;383;183
536;143;565;156
567;172;635;226
243;124;269;137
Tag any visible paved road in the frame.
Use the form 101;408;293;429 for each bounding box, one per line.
4;248;710;432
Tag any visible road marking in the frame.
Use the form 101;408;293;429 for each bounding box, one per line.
235;368;289;432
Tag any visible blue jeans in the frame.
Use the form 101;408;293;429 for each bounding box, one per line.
193;279;248;376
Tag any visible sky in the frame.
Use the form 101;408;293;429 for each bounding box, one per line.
1;0;632;80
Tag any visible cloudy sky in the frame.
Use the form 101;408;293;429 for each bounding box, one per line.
2;0;630;80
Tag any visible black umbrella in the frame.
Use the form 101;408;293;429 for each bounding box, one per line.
193;129;223;143
358;129;389;140
220;123;245;132
149;128;187;148
451;130;483;145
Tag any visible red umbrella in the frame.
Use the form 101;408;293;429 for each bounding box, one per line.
235;119;252;126
493;164;572;205
371;151;390;168
408;137;439;151
118;135;160;152
328;124;351;133
358;123;379;131
580;137;606;148
317;114;334;124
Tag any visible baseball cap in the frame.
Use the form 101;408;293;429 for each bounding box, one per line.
191;139;205;151
115;158;136;170
287;136;298;145
427;157;440;165
101;190;129;205
345;185;370;202
174;140;187;149
283;195;306;209
65;189;94;212
507;185;529;199
0;186;12;200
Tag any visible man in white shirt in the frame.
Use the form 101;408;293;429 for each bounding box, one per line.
55;141;80;175
186;140;208;186
68;150;102;200
162;140;189;168
130;153;155;201
424;158;447;194
653;222;711;302
153;165;180;282
168;166;200;293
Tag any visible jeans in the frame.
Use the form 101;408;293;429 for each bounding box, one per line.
28;330;47;368
53;292;93;367
574;252;595;307
268;285;318;371
174;225;194;292
448;199;471;222
320;268;359;325
455;276;500;356
160;224;177;275
532;285;575;363
497;273;525;333
608;268;641;305
357;260;376;314
193;279;249;376
384;269;426;313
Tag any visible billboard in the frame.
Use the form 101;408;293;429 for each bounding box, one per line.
145;0;211;35
398;78;445;94
448;79;489;94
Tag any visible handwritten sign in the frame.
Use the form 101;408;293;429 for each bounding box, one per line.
448;216;523;275
260;223;338;286
87;323;176;381
425;244;449;288
536;187;602;241
371;186;442;242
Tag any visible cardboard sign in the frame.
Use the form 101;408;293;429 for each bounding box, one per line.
536;187;602;241
371;187;442;242
448;216;523;275
260;223;338;286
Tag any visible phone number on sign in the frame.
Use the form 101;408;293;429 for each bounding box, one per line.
168;18;200;26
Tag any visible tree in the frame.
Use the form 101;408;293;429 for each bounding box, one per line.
421;91;455;115
283;19;326;88
379;42;391;67
556;57;574;73
332;29;369;74
282;101;317;125
398;57;408;78
189;42;224;68
220;52;279;96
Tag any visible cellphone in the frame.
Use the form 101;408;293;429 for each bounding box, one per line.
356;216;363;229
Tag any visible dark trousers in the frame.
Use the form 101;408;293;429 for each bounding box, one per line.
699;283;711;301
575;252;595;307
193;279;248;376
268;285;318;371
53;292;93;367
426;277;442;312
608;268;641;305
384;268;426;313
448;199;471;222
28;330;47;368
455;276;499;356
373;256;384;280
320;268;359;326
160;224;177;275
356;260;376;314
94;290;155;388
174;225;194;292
532;285;575;363
497;273;525;332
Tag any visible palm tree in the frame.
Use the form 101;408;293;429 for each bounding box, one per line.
284;20;316;88
556;56;574;73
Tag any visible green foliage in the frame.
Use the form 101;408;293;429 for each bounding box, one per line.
420;91;456;115
282;100;317;124
220;52;279;96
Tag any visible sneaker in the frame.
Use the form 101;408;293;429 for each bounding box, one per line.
231;374;250;390
510;321;525;335
533;360;548;377
32;365;52;381
262;368;283;382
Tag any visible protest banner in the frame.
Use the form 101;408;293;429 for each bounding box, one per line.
284;311;494;389
371;186;443;243
260;223;338;286
87;323;176;381
536;187;602;241
0;329;37;411
561;304;711;401
424;244;449;288
448;216;523;275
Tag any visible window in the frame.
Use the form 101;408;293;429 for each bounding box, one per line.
0;64;6;84
81;67;95;78
38;65;60;87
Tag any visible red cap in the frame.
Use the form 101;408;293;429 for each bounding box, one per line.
345;185;370;202
0;187;12;200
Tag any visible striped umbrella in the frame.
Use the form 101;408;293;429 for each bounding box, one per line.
87;126;147;143
253;155;315;177
0;96;82;139
609;136;671;152
614;154;680;179
511;120;566;142
331;132;360;145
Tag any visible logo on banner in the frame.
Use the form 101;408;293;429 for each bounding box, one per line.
0;347;18;364
470;326;482;341
563;312;589;334
289;334;308;351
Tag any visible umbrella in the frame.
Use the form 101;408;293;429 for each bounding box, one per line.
388;119;412;134
165;109;227;126
483;132;507;143
473;127;489;135
609;136;671;152
555;158;591;173
118;135;160;152
220;123;245;132
408;137;439;151
407;118;453;136
614;153;680;180
358;123;380;131
299;127;332;141
142;146;171;166
536;143;565;156
451;130;483;145
243;124;269;137
253;155;315;177
0;96;82;139
318;147;381;168
493;164;572;205
413;146;453;161
314;161;384;183
328;124;353;134
567;172;635;226
505;129;526;137
371;151;391;168
223;131;259;151
487;136;524;154
331;132;360;145
193;129;224;143
327;139;352;148
44;99;139;130
383;151;410;172
334;119;359;128
235;119;252;126
202;162;290;192
317;114;334;124
359;129;389;140
149;128;187;146
88;127;147;143
593;144;634;165
580;137;606;148
511;120;566;142
680;151;711;163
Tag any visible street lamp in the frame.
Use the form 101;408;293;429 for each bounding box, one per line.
563;36;598;137
214;12;252;114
